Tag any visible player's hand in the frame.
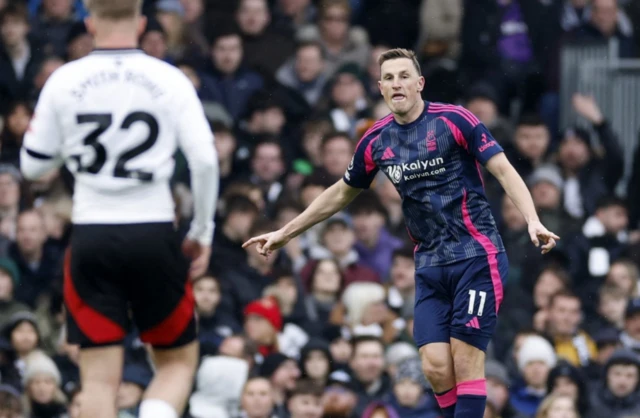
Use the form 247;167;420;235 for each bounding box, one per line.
182;239;211;279
528;221;560;254
242;229;290;258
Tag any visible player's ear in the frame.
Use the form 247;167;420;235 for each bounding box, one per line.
378;80;382;94
84;17;96;37
417;76;425;93
137;15;148;37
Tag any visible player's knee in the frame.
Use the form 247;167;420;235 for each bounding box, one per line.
420;346;453;384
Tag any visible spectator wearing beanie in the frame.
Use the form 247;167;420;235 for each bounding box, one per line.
1;311;41;390
485;360;524;418
22;350;67;418
510;335;557;417
0;384;23;417
546;360;590;416
189;356;249;418
386;356;439;418
259;353;300;418
299;338;333;387
244;297;283;357
323;325;352;369
384;341;418;380
0;258;29;325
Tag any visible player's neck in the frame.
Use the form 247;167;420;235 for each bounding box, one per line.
93;35;138;50
393;99;425;125
92;21;140;50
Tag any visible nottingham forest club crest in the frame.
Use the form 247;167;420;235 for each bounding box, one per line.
387;165;402;184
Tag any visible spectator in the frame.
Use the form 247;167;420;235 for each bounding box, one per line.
64;20;91;62
605;259;640;297
217;221;279;328
140;19;171;63
296;0;370;76
465;83;513;147
504;114;551;183
0;384;22;418
587;284;629;334
189;356;249;418
29;0;76;58
271;0;316;37
259;353;301;418
299;339;332;388
348;336;391;416
218;334;259;370
535;394;579;418
0;101;32;167
363;45;388;101
323;325;352;370
569;0;635;58
620;298;640;355
249;140;286;211
386;356;439;418
0;3;44;114
567;196;629;303
22;350;67;418
30;57;64;101
322;370;359;417
545;290;597;367
117;363;153;417
301;214;380;289
416;0;462;62
587;348;640;418
212;122;241;194
236;0;295;77
9;210;60;308
237;97;293;163
589;328;622;382
559;95;625;219
303;258;343;335
320;132;354;183
205;24;264;120
385;246;416;321
545;360;590;416
298;119;333;170
193;274;236;356
276;41;328;108
340;282;388;335
210;195;259;275
154;0;186;59
510;335;557;417
244;297;283;357
349;191;403;281
384;342;417;380
497;194;529;285
0;258;27;324
287;379;324;418
240;377;277;418
484;360;521;418
323;64;371;137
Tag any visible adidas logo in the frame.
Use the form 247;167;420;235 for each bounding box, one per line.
465;317;480;329
382;147;395;160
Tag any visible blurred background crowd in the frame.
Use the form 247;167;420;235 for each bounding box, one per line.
0;0;639;417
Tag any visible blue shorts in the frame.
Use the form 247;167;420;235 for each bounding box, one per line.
413;253;508;352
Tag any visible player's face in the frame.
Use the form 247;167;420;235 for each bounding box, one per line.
295;46;324;82
322;137;353;177
242;380;275;418
1;16;29;47
379;58;425;118
212;35;243;75
237;0;270;36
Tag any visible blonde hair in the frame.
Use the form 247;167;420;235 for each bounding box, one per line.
535;394;579;418
83;0;142;19
377;48;422;76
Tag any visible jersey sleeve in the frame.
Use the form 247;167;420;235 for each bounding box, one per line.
20;73;65;180
343;129;381;189
442;106;504;165
175;74;219;246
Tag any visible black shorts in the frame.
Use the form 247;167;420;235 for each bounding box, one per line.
64;222;196;349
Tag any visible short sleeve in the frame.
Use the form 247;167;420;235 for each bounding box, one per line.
439;105;503;166
343;130;381;189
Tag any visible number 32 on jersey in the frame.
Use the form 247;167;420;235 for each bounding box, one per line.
72;111;158;181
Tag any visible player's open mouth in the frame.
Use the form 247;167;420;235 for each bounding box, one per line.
392;93;406;102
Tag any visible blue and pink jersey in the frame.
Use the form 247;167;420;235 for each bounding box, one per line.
344;101;506;268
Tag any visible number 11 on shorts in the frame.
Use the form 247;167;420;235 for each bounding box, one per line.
468;290;487;316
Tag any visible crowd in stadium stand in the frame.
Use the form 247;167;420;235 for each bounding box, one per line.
0;0;640;417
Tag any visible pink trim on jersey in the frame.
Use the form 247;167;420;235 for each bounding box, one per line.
457;379;487;396
429;104;480;127
364;134;381;173
461;189;504;312
439;117;467;150
476;161;485;189
356;114;394;149
435;388;458;408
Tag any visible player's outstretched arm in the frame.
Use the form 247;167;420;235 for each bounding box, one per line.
486;153;560;254
243;179;362;256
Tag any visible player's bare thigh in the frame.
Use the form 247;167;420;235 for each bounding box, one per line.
419;342;456;392
450;337;485;382
78;345;124;418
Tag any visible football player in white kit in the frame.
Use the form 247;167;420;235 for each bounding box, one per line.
20;1;218;417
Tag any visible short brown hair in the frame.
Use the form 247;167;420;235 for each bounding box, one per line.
378;48;421;76
549;289;580;308
318;0;351;18
288;379;324;399
84;0;142;19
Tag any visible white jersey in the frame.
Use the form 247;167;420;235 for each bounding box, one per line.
21;49;219;245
